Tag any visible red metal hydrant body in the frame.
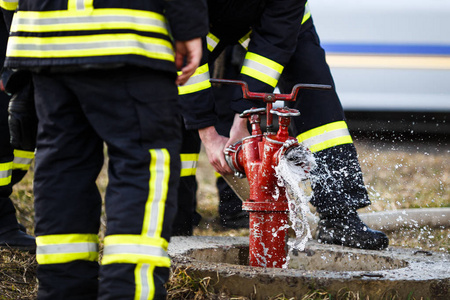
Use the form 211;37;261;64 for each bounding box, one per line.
215;78;331;268
227;107;301;268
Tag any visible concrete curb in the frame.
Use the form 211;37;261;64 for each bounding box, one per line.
169;236;450;300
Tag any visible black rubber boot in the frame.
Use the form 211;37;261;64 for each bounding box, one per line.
0;229;36;253
316;211;389;250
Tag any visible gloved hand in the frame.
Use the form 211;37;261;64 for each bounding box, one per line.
2;69;37;151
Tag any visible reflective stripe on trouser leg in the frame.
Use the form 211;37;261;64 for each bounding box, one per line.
101;149;172;300
276;24;370;215
36;234;99;264
296;122;370;215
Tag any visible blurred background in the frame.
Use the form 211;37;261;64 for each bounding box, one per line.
309;0;450;135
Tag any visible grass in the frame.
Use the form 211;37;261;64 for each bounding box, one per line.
2;133;449;299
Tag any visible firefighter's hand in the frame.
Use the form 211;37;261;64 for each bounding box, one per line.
175;38;202;86
225;113;250;149
199;126;233;175
8;81;37;151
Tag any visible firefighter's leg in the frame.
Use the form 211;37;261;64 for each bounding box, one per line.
279;24;388;250
59;68;181;300
33;73;103;300
172;126;202;236
0;91;35;251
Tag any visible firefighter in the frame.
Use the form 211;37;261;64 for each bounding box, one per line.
1;0;207;299
175;0;389;250
0;17;35;253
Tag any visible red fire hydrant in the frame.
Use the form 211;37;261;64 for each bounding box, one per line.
212;79;331;268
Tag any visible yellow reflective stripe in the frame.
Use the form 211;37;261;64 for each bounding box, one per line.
7;34;174;61
102;234;170;267
68;0;93;11
302;2;311;24
0;0;18;11
135;264;155;300
238;31;252;50
11;9;169;35
297;121;353;153
206;32;219;52
12;149;34;171
178;63;211;95
180;153;199;177
36;234;99;264
142;149;170;239
0;161;12;186
241;52;284;87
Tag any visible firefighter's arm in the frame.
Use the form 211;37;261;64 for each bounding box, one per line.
230;0;307;113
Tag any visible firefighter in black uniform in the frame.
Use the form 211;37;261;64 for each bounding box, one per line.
175;0;389;250
0;16;35;252
1;0;207;299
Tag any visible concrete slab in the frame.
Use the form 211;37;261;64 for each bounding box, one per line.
169;236;450;299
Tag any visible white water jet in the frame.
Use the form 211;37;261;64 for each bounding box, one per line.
275;144;317;253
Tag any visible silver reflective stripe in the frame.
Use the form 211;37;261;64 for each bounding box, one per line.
183;70;210;87
0;169;12;180
206;35;218;51
103;244;169;258
243;59;282;81
76;0;84;10
37;242;99;255
138;264;150;300
12;40;173;56
146;150;166;238
13;156;33;166
181;160;198;170
305;3;310;16
15;15;167;30
301;128;350;148
240;37;250;50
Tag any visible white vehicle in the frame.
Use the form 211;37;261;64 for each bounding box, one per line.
309;0;450;132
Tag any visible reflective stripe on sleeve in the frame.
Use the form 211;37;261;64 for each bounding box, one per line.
180;153;199;177
0;161;12;186
206;32;219;52
13;149;34;171
178;63;211;95
241;52;284;87
302;2;311;24
0;0;18;11
297;121;353;153
36;234;99;264
239;31;252;51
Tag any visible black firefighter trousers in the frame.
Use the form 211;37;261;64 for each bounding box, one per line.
32;67;181;300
